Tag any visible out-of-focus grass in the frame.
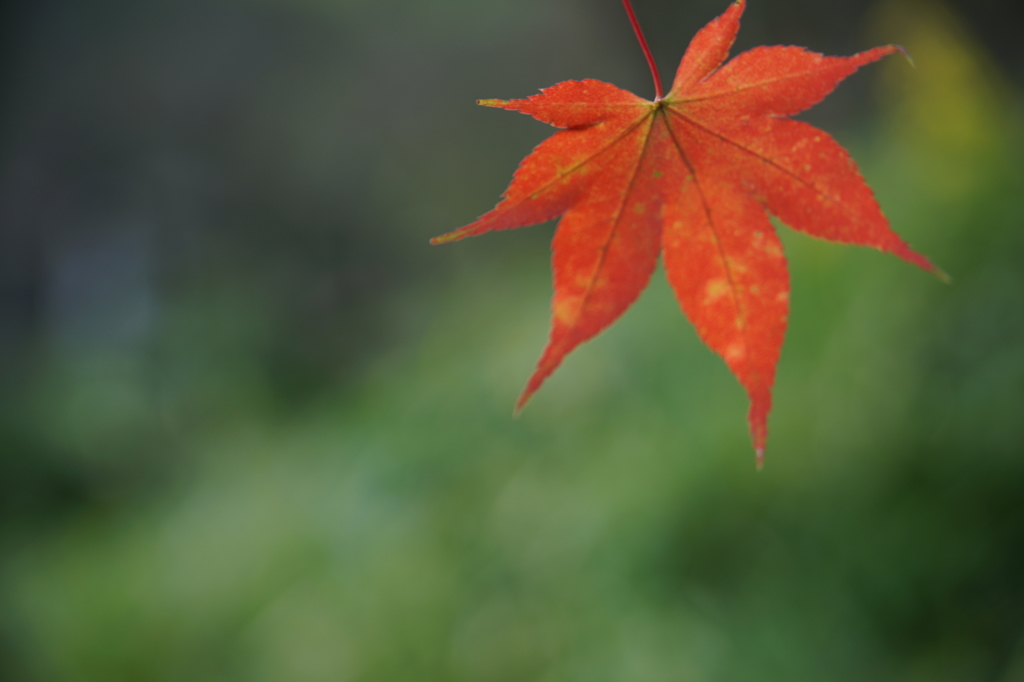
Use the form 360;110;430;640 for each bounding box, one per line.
2;1;1023;681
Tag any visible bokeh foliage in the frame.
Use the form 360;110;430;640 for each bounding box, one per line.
1;0;1023;680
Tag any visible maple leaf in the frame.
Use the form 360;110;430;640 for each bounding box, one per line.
432;0;942;466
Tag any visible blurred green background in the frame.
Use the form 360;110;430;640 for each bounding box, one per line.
1;0;1023;680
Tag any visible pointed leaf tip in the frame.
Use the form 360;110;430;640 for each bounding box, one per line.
513;389;531;417
893;44;915;68
429;233;456;245
755;448;764;471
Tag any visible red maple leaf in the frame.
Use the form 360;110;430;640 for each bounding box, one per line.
432;0;941;466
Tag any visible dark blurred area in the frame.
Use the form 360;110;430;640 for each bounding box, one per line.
0;0;1022;680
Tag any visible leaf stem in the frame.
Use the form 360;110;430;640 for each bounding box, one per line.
621;0;663;100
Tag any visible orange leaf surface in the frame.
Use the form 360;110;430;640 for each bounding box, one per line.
432;0;941;466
